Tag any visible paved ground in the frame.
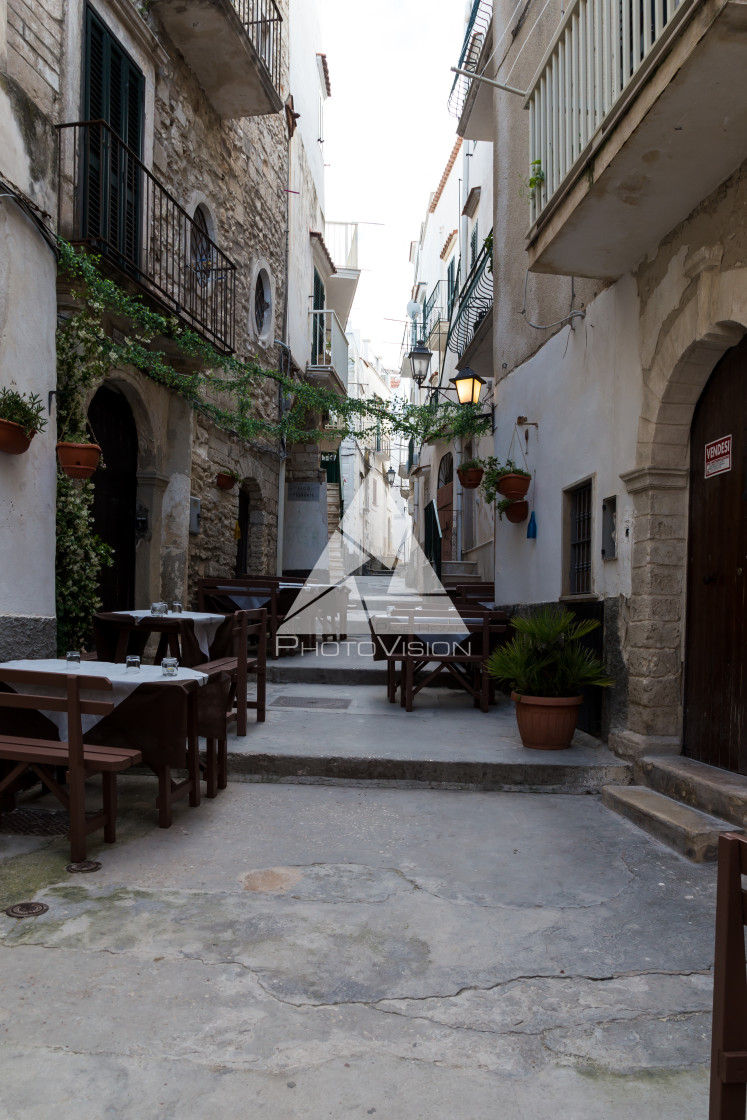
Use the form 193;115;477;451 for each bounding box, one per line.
0;761;716;1119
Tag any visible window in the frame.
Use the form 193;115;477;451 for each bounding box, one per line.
470;222;479;269
568;481;592;594
447;258;457;317
601;496;617;560
191;204;214;287
254;269;271;335
437;452;454;489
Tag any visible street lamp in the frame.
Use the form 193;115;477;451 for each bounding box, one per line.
408;339;432;388
448;367;486;406
386;466;396;486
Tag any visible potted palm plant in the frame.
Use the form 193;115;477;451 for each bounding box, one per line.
456;457;484;489
487;606;614;750
0;388;47;455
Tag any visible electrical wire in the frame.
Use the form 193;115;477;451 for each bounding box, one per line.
519;269;586;330
504;0;558;84
0;176;59;258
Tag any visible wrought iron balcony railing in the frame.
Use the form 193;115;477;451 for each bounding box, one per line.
423;280;448;340
446;237;493;358
58;121;236;354
232;0;283;94
527;0;685;226
448;0;493;120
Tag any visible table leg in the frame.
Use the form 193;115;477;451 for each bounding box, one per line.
204;737;218;799
102;772;117;842
187;692;200;808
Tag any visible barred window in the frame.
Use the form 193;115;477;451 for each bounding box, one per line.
569;481;592;594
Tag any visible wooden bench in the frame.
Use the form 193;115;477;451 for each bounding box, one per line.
0;668;141;862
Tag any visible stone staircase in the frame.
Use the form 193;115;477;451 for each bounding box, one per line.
603;754;746;862
326;484;344;581
440;559;483;586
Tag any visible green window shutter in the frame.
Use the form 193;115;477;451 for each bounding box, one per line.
470;222;478;268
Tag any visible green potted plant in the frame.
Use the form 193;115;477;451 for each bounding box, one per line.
0;387;47;455
481;457;532;503
457;457;484;489
486;605;614;750
496;497;528;523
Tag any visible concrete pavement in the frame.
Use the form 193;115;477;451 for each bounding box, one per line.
0;758;716;1119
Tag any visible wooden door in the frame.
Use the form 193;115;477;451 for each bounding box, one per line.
437;453;454;563
684;336;747;774
89;385;138;611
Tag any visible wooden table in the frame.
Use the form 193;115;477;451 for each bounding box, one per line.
0;658;208;828
93;610;230;668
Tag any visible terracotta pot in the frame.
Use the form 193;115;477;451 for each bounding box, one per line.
511;692;583;750
56;441;101;479
496;472;530;501
505;500;528;523
0;418;34;455
457;467;484;489
216;472;238;490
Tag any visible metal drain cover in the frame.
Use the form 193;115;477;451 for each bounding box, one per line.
271;696;351;710
0;808;70;835
5;902;49;919
66;861;102;874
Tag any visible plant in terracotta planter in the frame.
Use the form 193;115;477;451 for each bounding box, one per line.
457;457;484;489
0;387;47;455
496;498;528;523
216;468;241;490
487;606;614;750
56;441;102;479
481;457;531;504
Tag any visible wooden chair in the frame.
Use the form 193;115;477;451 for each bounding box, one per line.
709;831;747;1120
92;613;148;662
193;609;267;797
0;668;141;862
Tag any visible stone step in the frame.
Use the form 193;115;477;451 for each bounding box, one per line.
602;784;741;862
441;560;478;576
634;754;747;829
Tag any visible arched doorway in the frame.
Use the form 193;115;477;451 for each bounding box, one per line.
684;334;747;774
89;384;138;610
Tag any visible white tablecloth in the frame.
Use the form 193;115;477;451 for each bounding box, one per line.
1;659;207;738
116;610;226;657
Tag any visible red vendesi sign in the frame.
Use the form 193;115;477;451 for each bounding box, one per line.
704;434;732;478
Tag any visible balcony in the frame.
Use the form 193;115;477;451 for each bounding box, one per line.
58;121;236;354
322;222;361;328
446;236;493;374
307;309;349;395
448;0;494;141
149;0;283;119
526;0;747;278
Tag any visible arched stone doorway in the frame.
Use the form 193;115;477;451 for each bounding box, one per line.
684;334;747;774
89;383;138;610
617;259;747;760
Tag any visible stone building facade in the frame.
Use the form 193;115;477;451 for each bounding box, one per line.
0;0;338;655
452;0;747;776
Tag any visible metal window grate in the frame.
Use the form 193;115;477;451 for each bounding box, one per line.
570;482;592;594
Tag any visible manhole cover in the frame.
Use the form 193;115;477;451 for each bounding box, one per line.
271;696;351;710
66;861;102;874
5;902;49;919
0;808;70;836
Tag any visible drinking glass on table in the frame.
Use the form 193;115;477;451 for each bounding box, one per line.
150;601;168;616
161;657;178;677
65;651;81;667
171;601;183;614
125;655;141;672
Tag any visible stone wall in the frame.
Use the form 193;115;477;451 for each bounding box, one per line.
6;0;62;118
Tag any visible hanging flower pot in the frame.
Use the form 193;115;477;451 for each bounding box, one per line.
496;472;531;501
0;418;35;455
457;464;484;490
56;441;101;479
505;500;529;524
216;472;238;491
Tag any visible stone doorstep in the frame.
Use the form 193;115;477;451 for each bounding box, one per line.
635;754;747;829
602;784;742;862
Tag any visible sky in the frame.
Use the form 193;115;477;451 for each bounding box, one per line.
319;0;469;371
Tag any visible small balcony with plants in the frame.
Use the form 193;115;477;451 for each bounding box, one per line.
149;0;283;118
57;120;237;355
446;231;493;375
525;0;747;278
